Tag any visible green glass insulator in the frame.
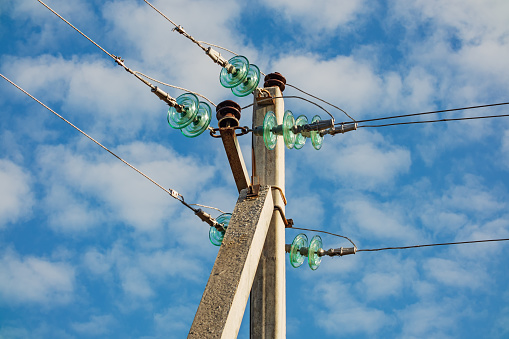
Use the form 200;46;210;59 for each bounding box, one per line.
232;64;260;97
263;111;277;150
181;102;212;138
219;56;249;88
294;115;308;150
290;233;308;268
209;213;232;246
282;110;296;149
167;93;199;129
310;115;324;150
308;235;323;270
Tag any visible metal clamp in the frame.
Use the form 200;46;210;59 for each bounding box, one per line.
209;126;251;138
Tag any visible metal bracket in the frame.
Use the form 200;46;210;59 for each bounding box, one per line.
255;88;275;106
274;205;293;228
247;184;260;199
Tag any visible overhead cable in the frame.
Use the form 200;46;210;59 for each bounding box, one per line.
287;226;509;254
141;0;358;123
37;0;116;61
287;226;357;249
143;0;208;53
134;71;216;107
339;102;509;126
359;113;509;128
0;73;196;208
285;83;356;122
241;95;335;120
357;238;509;252
37;0;210;112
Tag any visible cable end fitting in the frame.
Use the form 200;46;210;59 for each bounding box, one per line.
325;247;357;257
113;55;125;67
195;209;225;232
172;25;186;34
327;123;357;136
151;86;184;112
206;47;236;74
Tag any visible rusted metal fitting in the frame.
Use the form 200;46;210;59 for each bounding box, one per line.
274;205;294;228
264;72;286;92
255;88;275;106
246;184;260;199
216;100;241;128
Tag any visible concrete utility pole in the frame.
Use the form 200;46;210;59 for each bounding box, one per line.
188;77;286;339
250;85;286;339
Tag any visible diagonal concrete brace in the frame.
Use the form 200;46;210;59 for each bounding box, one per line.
188;186;274;339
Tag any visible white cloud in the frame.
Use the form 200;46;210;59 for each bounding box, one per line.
83;248;112;276
36;141;216;232
286;194;325;228
314;283;391;335
360;272;403;300
83;243;204;301
0;249;75;305
2;54;160;142
298;130;411;191
440;175;505;215
500;130;509;168
259;0;368;32
391;0;509;104
272;54;384;116
101;0;248;105
71;314;115;336
0;159;33;228
121;267;154;298
398;301;459;338
342;198;421;242
424;258;485;290
153;305;196;335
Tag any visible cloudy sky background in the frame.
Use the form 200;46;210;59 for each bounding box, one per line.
1;0;509;338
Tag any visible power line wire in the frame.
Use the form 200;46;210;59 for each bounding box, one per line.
285;83;356;122
38;0;211;109
0;73;197;212
189;204;226;214
288;226;357;249
357;238;509;252
359;113;509;128
143;0;208;52
242;95;335;120
339;102;509;125
140;1;357;123
134;71;216;107
287;226;509;253
37;0;116;61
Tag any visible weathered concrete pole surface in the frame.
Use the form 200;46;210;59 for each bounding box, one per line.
188;186;274;339
251;86;286;339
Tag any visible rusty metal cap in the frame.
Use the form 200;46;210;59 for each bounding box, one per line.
264;72;286;92
216;100;241;128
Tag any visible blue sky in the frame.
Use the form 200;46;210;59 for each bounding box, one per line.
1;0;509;338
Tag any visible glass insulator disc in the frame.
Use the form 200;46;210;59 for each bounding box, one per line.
181;102;212;138
310;115;324;150
232;64;260;97
290;233;308;268
209;213;232;246
263;111;277;150
294;115;308;150
282;110;296;149
308;235;323;270
219;56;249;89
167;93;199;129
